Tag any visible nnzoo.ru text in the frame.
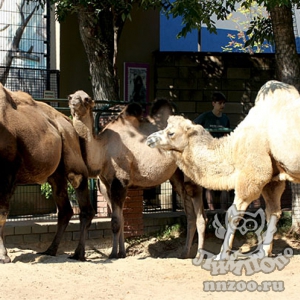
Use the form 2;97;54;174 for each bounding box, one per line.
203;280;284;292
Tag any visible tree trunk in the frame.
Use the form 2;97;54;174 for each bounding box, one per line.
77;9;120;101
270;4;300;233
269;4;300;91
290;183;300;234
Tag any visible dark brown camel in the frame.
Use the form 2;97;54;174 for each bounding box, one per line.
0;84;95;263
69;91;206;259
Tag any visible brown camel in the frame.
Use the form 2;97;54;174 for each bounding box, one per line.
68;91;206;259
146;80;300;260
0;84;95;263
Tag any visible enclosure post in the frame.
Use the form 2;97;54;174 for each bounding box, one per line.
172;189;177;212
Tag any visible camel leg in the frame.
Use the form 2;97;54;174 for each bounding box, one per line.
170;171;195;258
261;181;285;257
216;199;251;260
70;177;95;261
191;186;206;256
0;203;10;263
180;192;197;259
0;163;18;263
170;170;206;259
118;212;125;257
110;204;125;259
109;178;127;259
183;185;206;259
40;174;73;257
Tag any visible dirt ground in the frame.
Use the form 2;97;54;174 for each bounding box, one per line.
1;231;300;300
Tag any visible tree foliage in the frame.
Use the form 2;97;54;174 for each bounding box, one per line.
29;0;300;233
30;0;300;45
221;3;274;53
30;0;300;91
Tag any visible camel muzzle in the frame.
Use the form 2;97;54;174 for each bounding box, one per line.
146;133;160;148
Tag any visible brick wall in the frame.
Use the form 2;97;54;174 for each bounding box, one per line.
96;188;144;237
123;189;144;238
5;213;185;247
96;190;110;217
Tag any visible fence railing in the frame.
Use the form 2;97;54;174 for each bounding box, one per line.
7;98;294;221
7;99;179;221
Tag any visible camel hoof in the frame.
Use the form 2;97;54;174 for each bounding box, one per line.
108;252;126;259
118;252;126;259
108;253;118;259
69;254;86;262
0;255;11;263
179;252;190;259
37;249;57;257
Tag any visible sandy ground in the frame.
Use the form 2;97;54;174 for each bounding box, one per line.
1;232;300;300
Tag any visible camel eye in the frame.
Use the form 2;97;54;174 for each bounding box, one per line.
167;131;174;137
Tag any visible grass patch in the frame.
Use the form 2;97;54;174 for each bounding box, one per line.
155;223;185;240
125;223;185;247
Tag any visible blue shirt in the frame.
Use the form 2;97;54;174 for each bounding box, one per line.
194;111;230;138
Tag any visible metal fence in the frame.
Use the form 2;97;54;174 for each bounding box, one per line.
8;180;98;221
7;182;179;221
0;0;51;97
6;100;180;221
9;184;57;220
0;67;60;98
6;95;294;221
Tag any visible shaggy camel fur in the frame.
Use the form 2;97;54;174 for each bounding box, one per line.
0;84;95;263
68;91;205;259
147;80;300;259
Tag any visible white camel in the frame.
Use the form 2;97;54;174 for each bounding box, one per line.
147;80;300;259
69;92;205;259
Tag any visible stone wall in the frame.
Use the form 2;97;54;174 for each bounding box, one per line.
5;213;186;247
154;52;276;128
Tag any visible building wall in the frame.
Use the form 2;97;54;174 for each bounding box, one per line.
160;6;300;53
56;6;295;129
154;52;277;128
59;14;93;98
59;7;159;101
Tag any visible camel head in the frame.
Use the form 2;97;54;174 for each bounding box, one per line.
149;98;176;129
68;90;95;119
146;115;195;152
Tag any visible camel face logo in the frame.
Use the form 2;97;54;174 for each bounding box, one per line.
213;205;265;256
192;204;293;275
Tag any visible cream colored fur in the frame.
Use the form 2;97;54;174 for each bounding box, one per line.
147;80;299;259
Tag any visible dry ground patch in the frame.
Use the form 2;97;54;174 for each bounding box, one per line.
1;226;300;300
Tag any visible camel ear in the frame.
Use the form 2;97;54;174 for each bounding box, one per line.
184;119;193;132
84;96;95;108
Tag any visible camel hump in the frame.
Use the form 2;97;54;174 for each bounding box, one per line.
0;84;35;110
255;80;300;104
123;102;143;119
150;98;176;118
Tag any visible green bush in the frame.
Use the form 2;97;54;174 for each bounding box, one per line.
40;182;76;200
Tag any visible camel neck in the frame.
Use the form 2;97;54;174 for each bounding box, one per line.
185;134;234;190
